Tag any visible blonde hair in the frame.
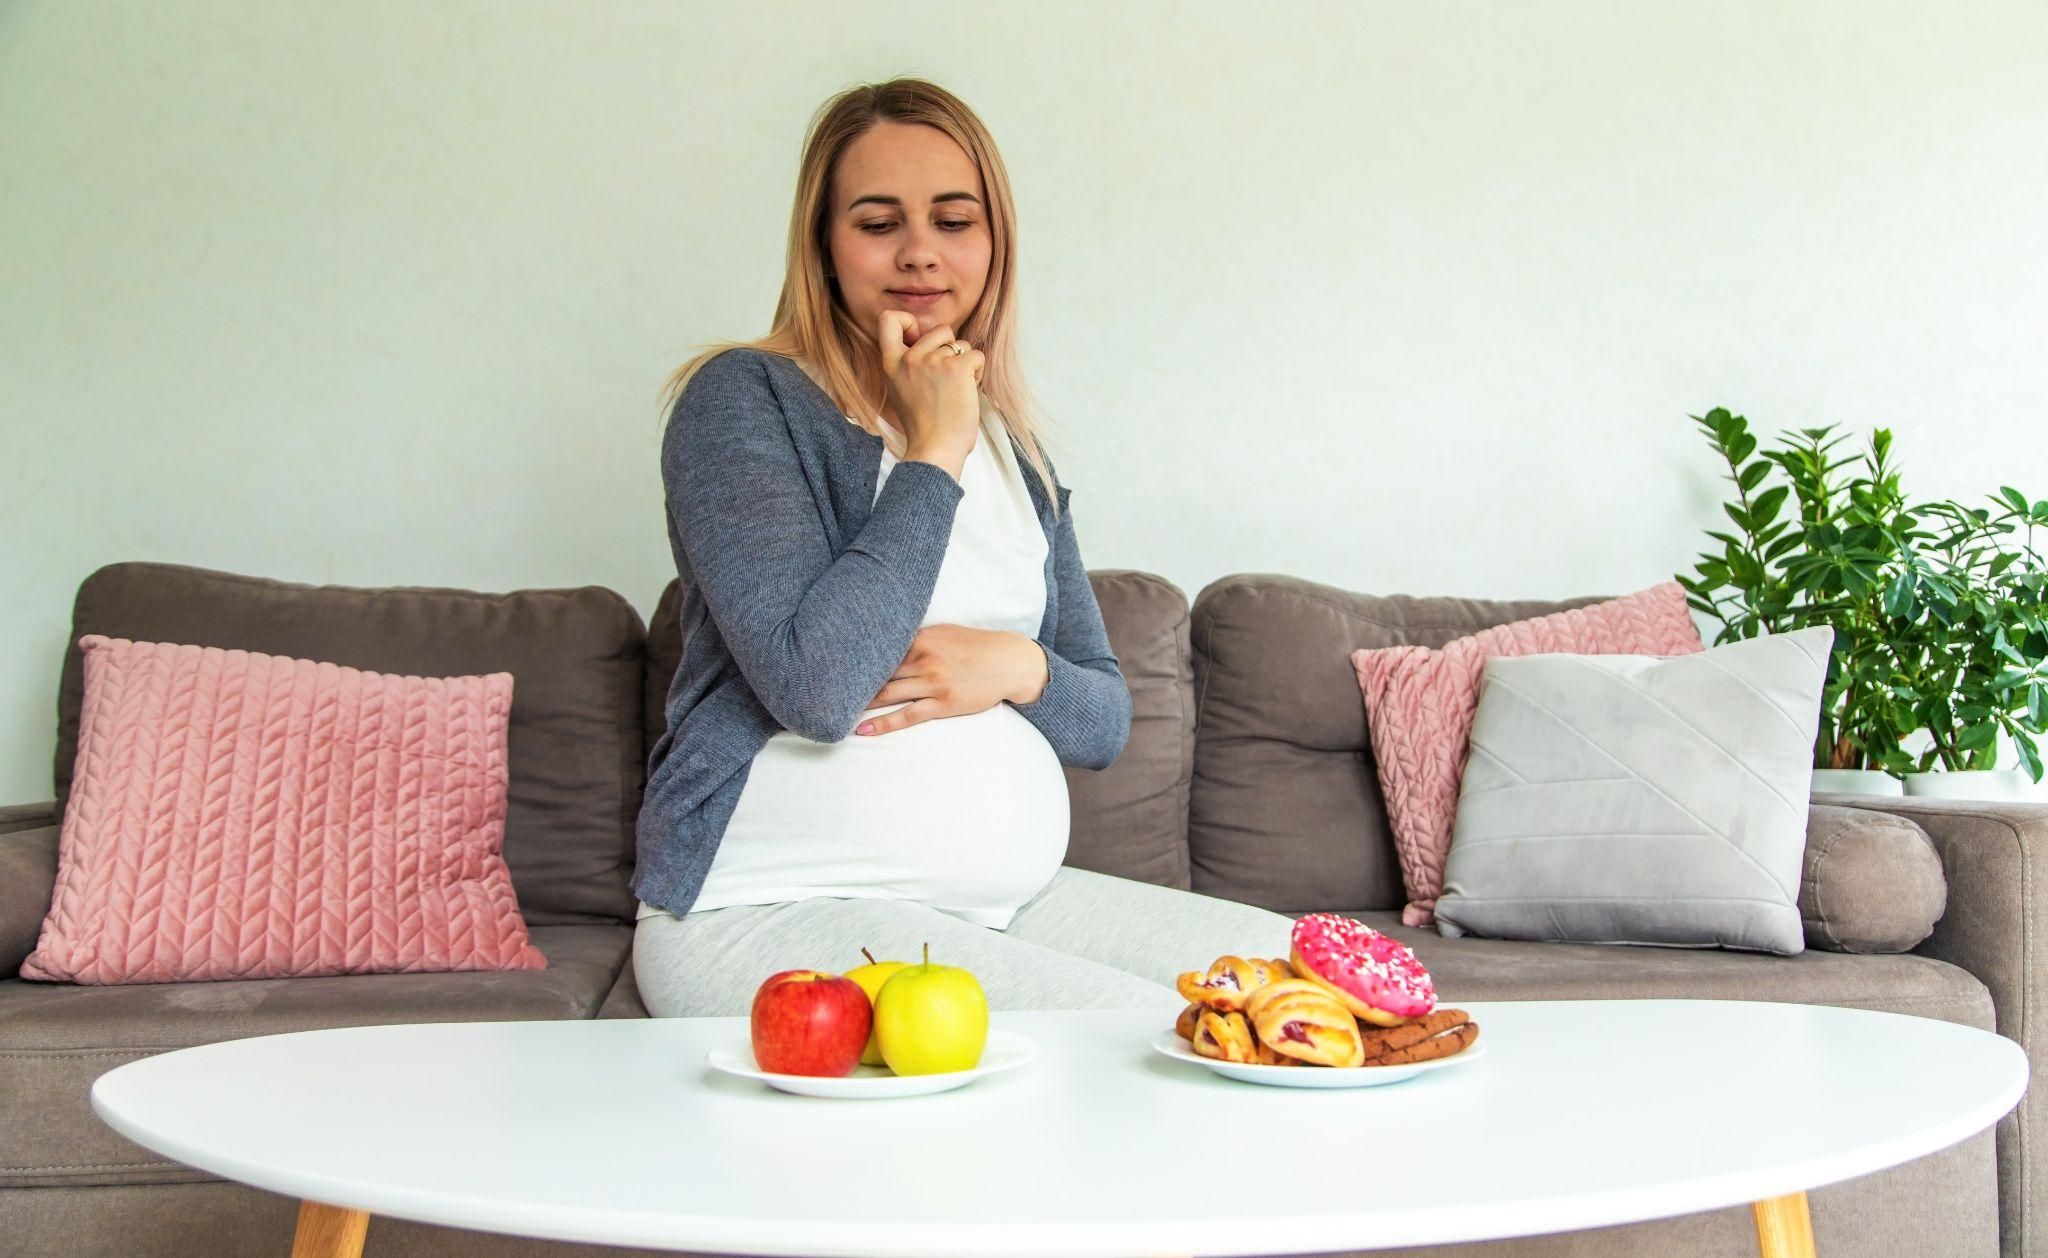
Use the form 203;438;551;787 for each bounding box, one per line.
657;77;1063;520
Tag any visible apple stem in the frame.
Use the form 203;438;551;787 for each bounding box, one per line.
861;947;877;966
923;941;930;966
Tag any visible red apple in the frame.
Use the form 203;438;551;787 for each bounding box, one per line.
750;970;874;1077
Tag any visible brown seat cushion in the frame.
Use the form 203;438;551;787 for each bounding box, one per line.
1324;909;1992;1029
0;921;626;1188
0;923;630;1188
53;562;647;927
645;568;1195;889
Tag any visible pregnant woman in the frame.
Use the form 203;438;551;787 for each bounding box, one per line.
633;77;1299;1016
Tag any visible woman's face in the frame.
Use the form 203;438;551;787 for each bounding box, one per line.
827;121;993;356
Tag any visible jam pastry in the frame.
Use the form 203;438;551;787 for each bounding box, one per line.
1191;1009;1259;1063
1242;979;1366;1068
1175;955;1295;1013
1191;1009;1295;1066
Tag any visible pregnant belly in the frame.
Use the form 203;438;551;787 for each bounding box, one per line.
709;701;1072;916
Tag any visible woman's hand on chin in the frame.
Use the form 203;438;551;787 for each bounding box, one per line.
856;625;1049;736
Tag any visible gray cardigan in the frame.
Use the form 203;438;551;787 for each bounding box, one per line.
632;347;1132;918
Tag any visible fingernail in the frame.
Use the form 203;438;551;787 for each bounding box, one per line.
856;722;874;735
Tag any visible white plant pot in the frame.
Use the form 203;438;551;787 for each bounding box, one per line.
1811;769;1904;797
1900;770;2033;801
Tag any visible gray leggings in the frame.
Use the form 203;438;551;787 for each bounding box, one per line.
632;864;1300;1018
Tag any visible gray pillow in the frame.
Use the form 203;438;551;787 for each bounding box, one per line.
1435;626;1834;955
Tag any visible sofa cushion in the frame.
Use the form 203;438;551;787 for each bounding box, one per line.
1321;909;1994;1029
53;563;646;927
0;824;58;975
1802;805;1947;953
598;950;650;1019
1353;580;1704;926
1188;576;1606;914
1436;628;1830;955
26;635;545;985
647;569;1196;890
0;923;630;1188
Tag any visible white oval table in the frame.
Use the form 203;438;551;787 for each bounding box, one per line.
90;999;2026;1258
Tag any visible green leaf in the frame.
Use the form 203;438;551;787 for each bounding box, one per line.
1883;573;1916;618
1751;485;1790;525
1995;626;2030;667
2000;486;2032;514
1958;723;2000;753
2018;735;2044;784
1739;461;1771;492
1724;503;1753;533
1729;432;1757;465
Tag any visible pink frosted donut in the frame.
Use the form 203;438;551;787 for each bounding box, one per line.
1289;913;1437;1027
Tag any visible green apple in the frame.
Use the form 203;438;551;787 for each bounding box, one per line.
843;946;911;1068
873;942;988;1075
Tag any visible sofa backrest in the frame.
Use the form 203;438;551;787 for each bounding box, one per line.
1186;574;1607;915
644;571;1199;890
52;562;647;927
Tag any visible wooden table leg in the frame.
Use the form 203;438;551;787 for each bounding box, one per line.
292;1199;369;1258
1753;1191;1816;1258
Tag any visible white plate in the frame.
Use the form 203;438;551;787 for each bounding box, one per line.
1148;1028;1486;1088
707;1029;1036;1098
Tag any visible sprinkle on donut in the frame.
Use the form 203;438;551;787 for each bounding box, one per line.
1290;913;1437;1026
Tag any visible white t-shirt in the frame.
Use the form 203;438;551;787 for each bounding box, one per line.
637;403;1067;930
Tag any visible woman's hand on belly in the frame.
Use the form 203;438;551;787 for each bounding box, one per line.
855;624;1050;737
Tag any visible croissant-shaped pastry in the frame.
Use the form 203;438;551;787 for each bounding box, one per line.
1243;979;1366;1067
1175;1002;1202;1041
1175;955;1295;1012
1191;1009;1259;1062
1190;1009;1297;1066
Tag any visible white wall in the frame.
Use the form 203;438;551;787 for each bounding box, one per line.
4;0;2045;803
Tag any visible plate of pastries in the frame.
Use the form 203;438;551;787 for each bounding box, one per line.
1151;912;1483;1088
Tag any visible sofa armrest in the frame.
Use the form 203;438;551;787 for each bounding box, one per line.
1811;791;2047;1254
0;819;59;973
0;800;56;835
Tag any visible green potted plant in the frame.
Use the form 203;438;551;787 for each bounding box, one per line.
1882;488;2048;797
1679;408;2048;798
1678;409;1909;793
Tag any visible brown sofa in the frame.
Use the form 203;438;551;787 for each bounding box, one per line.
0;560;2036;1257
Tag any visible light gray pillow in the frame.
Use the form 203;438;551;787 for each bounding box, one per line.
1434;625;1834;955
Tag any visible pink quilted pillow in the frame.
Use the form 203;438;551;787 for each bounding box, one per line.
1351;582;1705;928
19;635;546;985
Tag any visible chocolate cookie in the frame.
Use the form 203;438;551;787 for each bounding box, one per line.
1359;1019;1479;1067
1356;1007;1471;1055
